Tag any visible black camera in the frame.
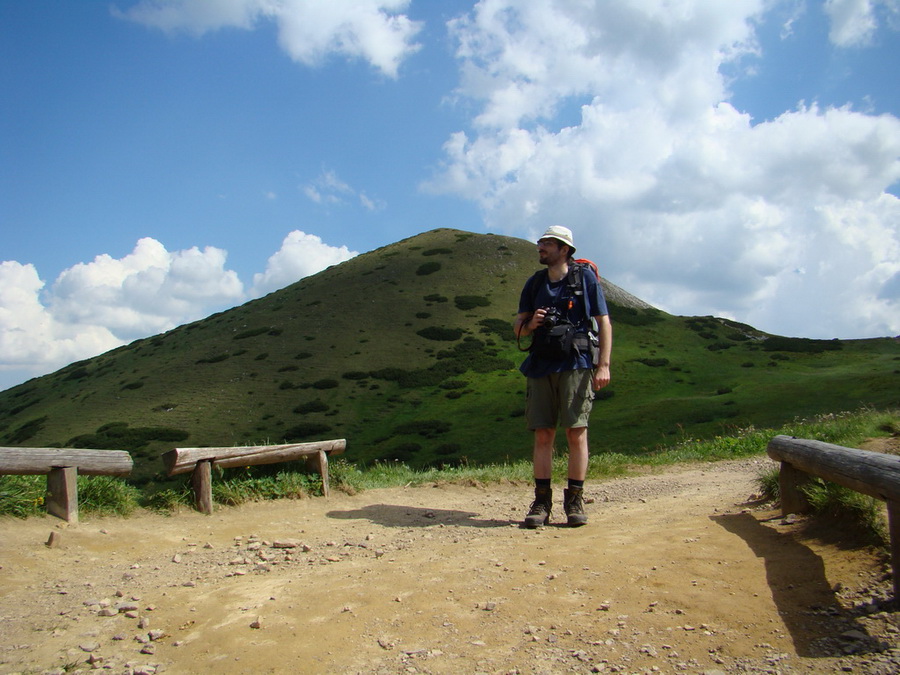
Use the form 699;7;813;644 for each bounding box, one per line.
541;306;564;328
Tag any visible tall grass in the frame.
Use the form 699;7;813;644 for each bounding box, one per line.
0;474;140;518
2;407;896;517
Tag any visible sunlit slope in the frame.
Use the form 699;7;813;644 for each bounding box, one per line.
1;228;897;486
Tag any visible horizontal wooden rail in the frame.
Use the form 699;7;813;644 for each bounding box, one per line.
163;440;345;476
0;447;133;476
766;435;900;599
0;447;134;523
161;440;347;514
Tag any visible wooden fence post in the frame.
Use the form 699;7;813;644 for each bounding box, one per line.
192;459;214;515
308;449;330;498
778;460;812;515
46;467;79;524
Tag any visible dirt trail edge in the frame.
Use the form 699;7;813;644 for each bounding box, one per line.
1;457;898;675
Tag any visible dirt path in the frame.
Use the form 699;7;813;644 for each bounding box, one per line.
1;457;898;675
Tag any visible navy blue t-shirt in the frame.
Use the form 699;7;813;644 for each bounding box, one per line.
518;266;608;378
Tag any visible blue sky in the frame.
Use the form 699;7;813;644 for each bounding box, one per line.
1;0;899;392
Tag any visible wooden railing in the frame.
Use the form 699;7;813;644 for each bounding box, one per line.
0;447;133;523
766;435;900;598
162;439;347;514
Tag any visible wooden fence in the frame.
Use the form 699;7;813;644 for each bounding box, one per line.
0;447;133;523
162;439;346;514
766;435;900;598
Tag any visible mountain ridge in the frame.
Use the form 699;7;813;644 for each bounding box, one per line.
1;228;897;487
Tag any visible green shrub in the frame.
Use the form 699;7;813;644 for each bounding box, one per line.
196;353;230;364
284;423;332;440
417;326;464;341
294;399;330;414
763;337;843;353
423;294;448;303
454;295;490;311
633;358;670;367
3;416;48;444
233;327;270;340
478;318;515;342
312;379;339;390
422;248;452;256
416;262;441;276
394;420;451;438
66;423;189;451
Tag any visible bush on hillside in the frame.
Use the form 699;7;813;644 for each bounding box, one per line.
293;399;330;414
417;326;464;341
633;358;670;367
283;423;332;441
67;422;189;451
416;262;442;276
763;337;843;353
454;295;490;311
394;420;451;438
3;416;49;444
196;353;230;364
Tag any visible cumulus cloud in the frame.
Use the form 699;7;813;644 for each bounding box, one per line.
0;262;121;374
49;238;244;338
0;232;360;390
428;0;900;339
250;230;358;297
0;239;245;390
114;0;422;77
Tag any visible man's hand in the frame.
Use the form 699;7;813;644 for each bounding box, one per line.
592;365;610;391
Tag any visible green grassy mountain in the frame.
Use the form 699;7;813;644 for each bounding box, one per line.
2;228;898;488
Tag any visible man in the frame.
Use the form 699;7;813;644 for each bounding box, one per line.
514;225;612;527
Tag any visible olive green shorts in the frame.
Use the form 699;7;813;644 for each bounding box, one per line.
525;369;595;430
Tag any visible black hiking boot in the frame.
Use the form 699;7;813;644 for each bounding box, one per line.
563;487;588;527
523;486;552;528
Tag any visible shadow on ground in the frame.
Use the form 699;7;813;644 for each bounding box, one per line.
712;511;886;657
327;504;513;528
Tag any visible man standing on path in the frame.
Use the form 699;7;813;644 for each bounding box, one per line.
514;226;612;527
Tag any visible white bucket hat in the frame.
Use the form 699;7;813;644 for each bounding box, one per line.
537;225;575;251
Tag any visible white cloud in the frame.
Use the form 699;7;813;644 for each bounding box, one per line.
824;0;900;47
302;169;385;210
250;230;358;297
114;0;422;77
428;0;900;339
49;238;244;338
825;0;878;46
0;239;245;390
0;262;121;375
0;232;361;391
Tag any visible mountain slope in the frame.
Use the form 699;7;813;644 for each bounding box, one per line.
1;228;898;487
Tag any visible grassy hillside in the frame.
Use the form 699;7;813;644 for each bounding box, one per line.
1;228;898;490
